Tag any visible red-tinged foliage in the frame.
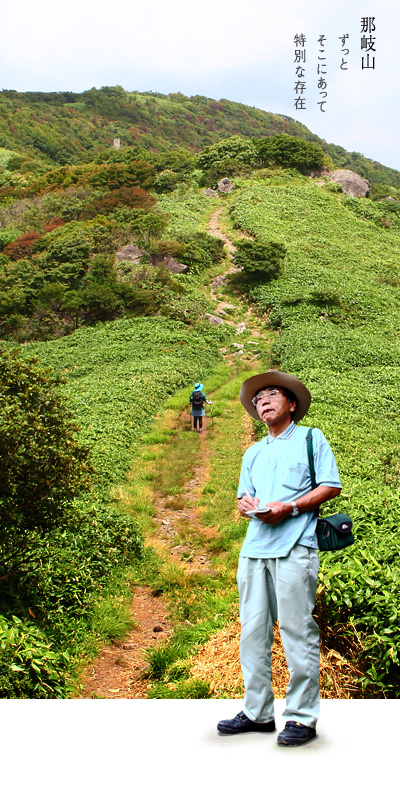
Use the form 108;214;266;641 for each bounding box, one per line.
3;231;42;260
82;186;156;217
44;217;65;233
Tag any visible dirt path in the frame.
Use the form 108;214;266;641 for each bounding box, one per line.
208;206;237;261
78;402;220;698
78;206;364;700
79;586;171;698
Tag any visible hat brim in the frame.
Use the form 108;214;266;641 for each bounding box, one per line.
239;370;311;423
194;384;204;391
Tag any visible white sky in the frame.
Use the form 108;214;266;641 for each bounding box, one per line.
1;0;399;170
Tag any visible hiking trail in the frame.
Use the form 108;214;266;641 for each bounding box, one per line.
78;206;363;700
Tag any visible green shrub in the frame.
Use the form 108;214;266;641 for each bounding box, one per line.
254;134;327;173
129;211;170;246
0;229;20;251
196;136;257;172
233;238;286;281
0;346;92;578
0;615;70;698
154;169;183;193
174;231;225;273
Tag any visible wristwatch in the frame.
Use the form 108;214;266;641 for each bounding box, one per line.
290;501;300;517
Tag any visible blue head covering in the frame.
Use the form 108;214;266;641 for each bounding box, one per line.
194;383;204;391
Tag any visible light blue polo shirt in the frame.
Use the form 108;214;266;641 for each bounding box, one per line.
237;422;342;558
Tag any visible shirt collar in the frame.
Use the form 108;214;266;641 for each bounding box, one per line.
266;420;296;444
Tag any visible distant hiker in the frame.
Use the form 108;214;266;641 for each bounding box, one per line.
217;370;342;747
190;383;212;433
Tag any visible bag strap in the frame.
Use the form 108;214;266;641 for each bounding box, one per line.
306;427;317;489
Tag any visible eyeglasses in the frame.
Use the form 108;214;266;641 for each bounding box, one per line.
252;389;282;406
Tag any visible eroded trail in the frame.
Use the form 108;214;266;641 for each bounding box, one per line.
208;206;237;261
78;208;246;698
78;398;223;698
80;587;171;698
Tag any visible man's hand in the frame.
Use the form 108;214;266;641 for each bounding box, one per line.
238;493;260;517
238;495;291;524
256;502;292;526
255;486;341;525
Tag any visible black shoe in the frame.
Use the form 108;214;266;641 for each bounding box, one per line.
277;721;317;746
217;710;276;735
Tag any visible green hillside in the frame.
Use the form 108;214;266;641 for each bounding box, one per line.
1;86;400;190
228;172;400;692
1;98;400;698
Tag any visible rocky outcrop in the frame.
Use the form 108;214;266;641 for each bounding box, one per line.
203;313;225;325
217;177;233;193
327;169;370;197
148;253;188;274
310;167;371;197
115;245;188;274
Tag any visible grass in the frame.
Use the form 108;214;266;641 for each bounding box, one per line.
152;431;200;498
227;176;400;693
124;354;272;698
90;596;136;643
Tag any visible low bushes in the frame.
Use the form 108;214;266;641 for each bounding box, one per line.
229;175;400;693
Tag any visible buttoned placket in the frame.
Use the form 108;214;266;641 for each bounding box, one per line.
266;420;297;447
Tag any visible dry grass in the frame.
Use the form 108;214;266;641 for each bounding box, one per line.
190;619;365;699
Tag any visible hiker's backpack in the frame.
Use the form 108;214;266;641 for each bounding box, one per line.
192;390;204;408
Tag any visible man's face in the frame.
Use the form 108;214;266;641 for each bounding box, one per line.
253;386;297;429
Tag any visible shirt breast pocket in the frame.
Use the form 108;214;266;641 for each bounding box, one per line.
281;461;309;492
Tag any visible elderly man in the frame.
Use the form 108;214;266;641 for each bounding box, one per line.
217;370;342;746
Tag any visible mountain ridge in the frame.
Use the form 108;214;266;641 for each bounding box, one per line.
1;86;400;189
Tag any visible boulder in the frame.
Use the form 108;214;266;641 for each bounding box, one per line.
115;245;188;274
204;313;225;325
148;253;188;274
326;169;370;197
217;177;233;193
204;188;219;197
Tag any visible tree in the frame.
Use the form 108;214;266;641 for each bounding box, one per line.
233;239;286;282
129;211;170;246
254;134;326;173
0;347;92;578
196;136;257;185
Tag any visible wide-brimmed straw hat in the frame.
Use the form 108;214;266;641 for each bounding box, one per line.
239;370;311;423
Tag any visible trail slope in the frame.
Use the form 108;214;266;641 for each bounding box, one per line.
78;205;363;700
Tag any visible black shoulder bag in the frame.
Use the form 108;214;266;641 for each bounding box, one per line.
306;428;354;552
